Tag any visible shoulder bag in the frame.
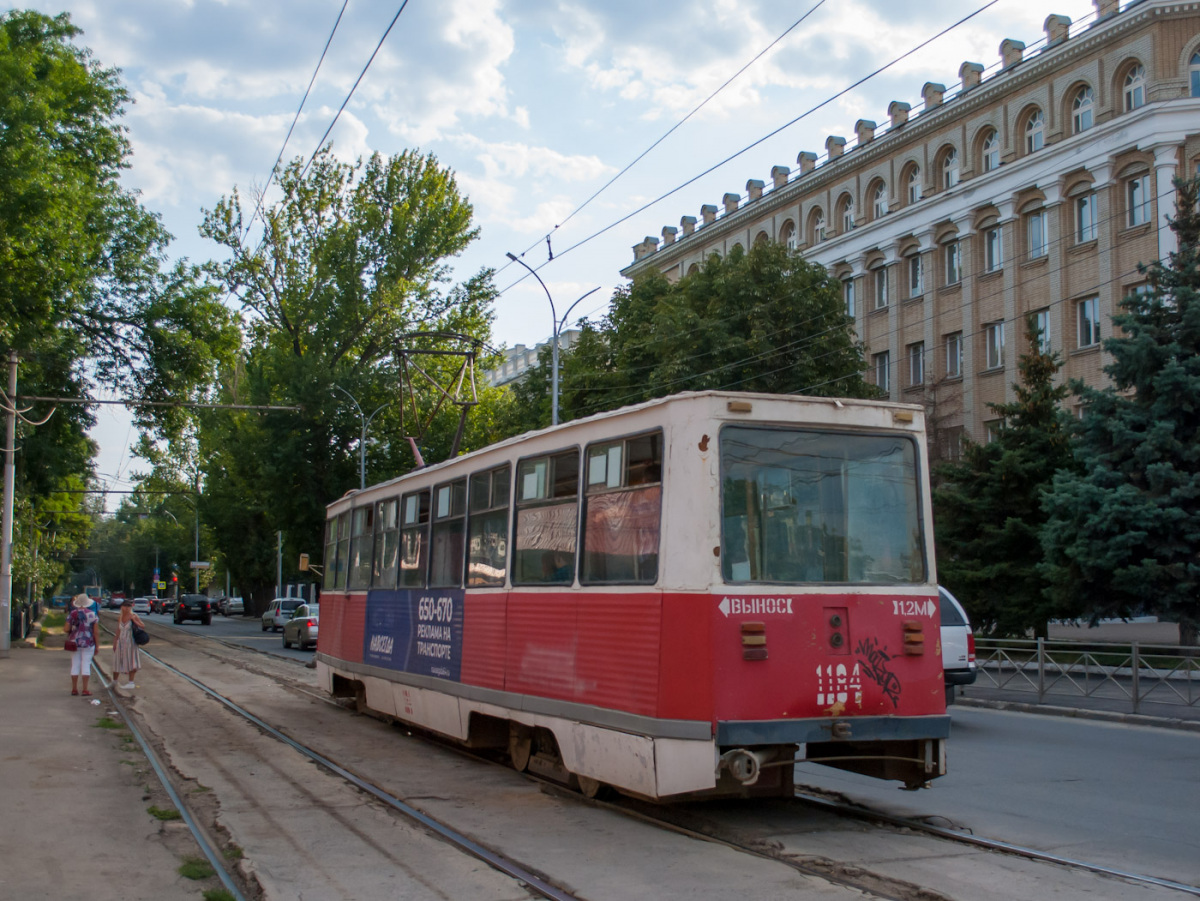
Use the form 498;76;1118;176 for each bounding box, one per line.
131;623;150;646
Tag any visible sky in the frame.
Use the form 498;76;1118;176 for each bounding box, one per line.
16;0;1100;502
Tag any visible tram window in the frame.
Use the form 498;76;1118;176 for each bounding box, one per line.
398;489;430;587
513;450;579;585
347;505;376;589
322;517;339;590
467;465;510;587
430;478;467;588
720;427;925;585
582;431;662;584
371;498;400;588
334;511;351;589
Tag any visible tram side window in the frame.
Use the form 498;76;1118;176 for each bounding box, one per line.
429;479;467;588
582;431;662;584
347;505;376;590
322;516;339;590
720;426;924;584
513;450;579;584
467;465;510;587
333;511;351;589
398;489;430;588
371;498;400;588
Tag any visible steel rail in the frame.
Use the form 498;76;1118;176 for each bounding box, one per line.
136;647;581;901
793;788;1200;897
91;659;248;901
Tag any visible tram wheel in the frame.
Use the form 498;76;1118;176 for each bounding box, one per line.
508;724;532;772
577;775;608;800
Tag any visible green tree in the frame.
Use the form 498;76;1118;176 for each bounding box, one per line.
199;148;498;609
503;241;875;432
934;319;1076;637
1041;177;1200;645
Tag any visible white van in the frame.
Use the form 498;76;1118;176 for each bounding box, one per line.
940;586;977;705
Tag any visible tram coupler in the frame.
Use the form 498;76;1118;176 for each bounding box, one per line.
720;747;781;786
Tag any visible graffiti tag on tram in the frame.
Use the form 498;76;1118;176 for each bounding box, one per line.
855;637;901;708
363;588;464;681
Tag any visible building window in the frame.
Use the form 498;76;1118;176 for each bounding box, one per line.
908;342;924;386
1078;297;1101;347
907;166;922;204
1033;308;1051;353
810;209;825;244
945;331;963;378
985;322;1005;370
944;240;961;285
940;426;964;462
982;129;1000;172
942;149;960;189
1127;175;1151;227
840;196;855;232
1124;64;1146;111
1076;192;1098;243
1027;209;1048;258
1025;109;1045;154
872;183;888;219
872;265;888;310
873;351;890;392
984;225;1003;272
984;420;1004;444
1191;51;1200;98
843;278;856;319
780;220;797;251
908;254;923;299
1072;86;1094;133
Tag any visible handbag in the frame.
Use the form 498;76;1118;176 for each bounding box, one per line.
64;637;78;652
131;623;150;646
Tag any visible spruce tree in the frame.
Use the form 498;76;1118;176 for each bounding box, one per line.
934;319;1075;637
1040;177;1200;645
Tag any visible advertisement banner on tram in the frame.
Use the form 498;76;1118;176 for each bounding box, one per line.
363;588;464;681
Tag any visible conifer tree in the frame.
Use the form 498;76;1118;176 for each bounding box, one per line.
1040;177;1200;645
934;319;1075;637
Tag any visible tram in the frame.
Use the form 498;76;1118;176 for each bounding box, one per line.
315;391;950;799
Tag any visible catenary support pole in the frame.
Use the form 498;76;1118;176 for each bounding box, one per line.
0;351;16;656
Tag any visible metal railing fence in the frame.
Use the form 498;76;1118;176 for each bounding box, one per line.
973;637;1200;714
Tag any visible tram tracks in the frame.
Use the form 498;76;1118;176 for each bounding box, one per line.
119;619;1197;900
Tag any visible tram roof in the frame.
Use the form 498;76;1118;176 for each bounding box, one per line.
327;390;924;513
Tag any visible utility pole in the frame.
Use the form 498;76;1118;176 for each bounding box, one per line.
276;530;283;599
1;351;18;657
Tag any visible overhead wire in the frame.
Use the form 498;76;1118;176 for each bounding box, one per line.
496;0;1002;295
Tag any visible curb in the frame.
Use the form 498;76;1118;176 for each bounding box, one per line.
956;696;1200;733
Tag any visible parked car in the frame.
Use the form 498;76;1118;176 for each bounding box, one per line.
261;597;302;632
282;603;319;650
174;593;214;625
940;586;977;705
131;597;152;615
106;596;123;610
219;596;244;616
149;596;168;614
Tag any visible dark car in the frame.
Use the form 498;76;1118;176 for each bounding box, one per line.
174;593;214;625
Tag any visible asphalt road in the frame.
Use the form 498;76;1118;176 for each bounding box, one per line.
141;608;315;662
794;705;1200;887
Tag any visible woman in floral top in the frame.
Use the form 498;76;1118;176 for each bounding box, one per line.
67;594;100;696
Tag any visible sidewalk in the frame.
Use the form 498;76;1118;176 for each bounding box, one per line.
0;634;202;900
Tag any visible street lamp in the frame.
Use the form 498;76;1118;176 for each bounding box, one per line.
505;252;598;426
332;385;390;491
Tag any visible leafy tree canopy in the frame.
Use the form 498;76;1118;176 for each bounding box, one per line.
502;241;876;434
934;320;1077;637
1040;177;1200;644
197;148;499;608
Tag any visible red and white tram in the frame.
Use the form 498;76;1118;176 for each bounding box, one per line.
315;391;950;799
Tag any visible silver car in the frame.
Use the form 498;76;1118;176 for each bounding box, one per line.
132;597;152;615
282;603;319;650
261;597;302;632
940;586;977;705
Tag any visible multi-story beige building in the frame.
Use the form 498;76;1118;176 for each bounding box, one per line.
621;0;1200;458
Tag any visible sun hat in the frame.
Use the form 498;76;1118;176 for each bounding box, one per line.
72;594;91;609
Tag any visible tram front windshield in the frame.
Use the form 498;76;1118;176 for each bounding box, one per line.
720;426;925;584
